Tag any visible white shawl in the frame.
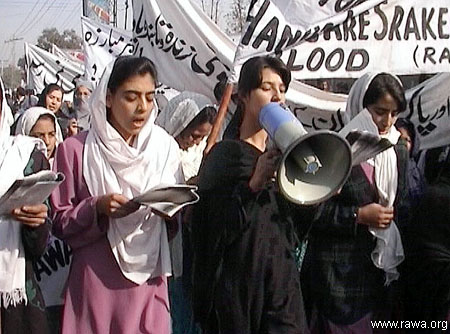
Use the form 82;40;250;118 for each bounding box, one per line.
0;77;44;307
155;91;214;181
15;106;64;145
341;72;404;285
83;61;183;285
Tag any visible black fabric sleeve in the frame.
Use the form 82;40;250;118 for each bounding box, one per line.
21;148;51;259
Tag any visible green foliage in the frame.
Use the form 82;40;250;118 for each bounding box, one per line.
37;28;82;51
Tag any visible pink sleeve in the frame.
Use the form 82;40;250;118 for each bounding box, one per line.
50;134;108;249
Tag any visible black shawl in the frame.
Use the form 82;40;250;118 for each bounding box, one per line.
192;140;309;334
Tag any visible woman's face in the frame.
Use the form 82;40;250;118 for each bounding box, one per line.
176;121;212;151
106;73;155;145
75;85;91;100
30;118;57;159
398;127;412;153
366;93;399;135
242;67;286;121
45;89;63;112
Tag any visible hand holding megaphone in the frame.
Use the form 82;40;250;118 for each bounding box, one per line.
259;102;353;205
249;149;281;192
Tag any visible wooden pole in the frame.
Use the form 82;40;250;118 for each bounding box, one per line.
204;82;233;155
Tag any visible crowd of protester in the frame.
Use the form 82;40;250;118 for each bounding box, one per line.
0;55;448;334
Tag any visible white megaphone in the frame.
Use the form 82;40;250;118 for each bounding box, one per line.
259;102;352;205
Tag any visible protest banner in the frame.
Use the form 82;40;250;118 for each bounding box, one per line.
131;0;347;118
81;16;134;86
405;73;450;150
33;236;72;307
25;43;84;96
131;0;235;102
233;0;450;80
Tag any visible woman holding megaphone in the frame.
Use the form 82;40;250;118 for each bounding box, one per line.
191;56;310;334
302;73;410;333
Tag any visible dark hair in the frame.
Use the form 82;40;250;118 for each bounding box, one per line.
395;118;416;143
33;113;56;129
107;56;158;94
185;106;217;131
231;56;291;138
237;56;291;99
37;84;64;108
363;73;406;113
16;86;26;96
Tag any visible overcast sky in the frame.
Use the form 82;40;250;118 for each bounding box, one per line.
0;0;231;68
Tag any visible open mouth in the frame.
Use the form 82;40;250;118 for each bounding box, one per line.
132;118;145;127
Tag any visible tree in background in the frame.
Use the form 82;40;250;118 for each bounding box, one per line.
37;28;82;51
225;0;250;35
200;0;222;24
1;65;22;89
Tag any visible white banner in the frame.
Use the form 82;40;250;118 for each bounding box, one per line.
129;0;446;150
404;73;450;150
81;16;180;106
130;0;347;119
51;44;85;71
131;0;236;102
291;73;450;150
233;0;450;80
25;43;85;97
81;16;135;86
231;0;385;81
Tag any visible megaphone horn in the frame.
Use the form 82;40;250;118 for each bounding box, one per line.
259;102;352;206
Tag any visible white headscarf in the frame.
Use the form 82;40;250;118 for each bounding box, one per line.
0;77;45;307
1;86;14;128
156;91;215;181
340;72;404;285
83;60;183;284
156;91;214;138
73;80;94;131
15;106;64;145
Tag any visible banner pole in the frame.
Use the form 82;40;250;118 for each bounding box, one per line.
204;82;233;155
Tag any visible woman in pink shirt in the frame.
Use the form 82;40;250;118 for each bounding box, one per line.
51;56;183;334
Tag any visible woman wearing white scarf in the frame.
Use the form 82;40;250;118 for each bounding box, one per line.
156;91;216;182
0;77;50;332
15;106;64;167
155;92;216;334
303;72;409;332
51;56;183;334
341;73;406;285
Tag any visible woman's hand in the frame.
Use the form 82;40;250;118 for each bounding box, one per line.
249;149;281;192
97;194;140;218
12;204;48;228
357;203;394;229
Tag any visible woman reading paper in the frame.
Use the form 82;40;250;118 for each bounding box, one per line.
51;56;183;334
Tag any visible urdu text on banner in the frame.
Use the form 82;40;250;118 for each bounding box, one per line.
25;43;84;97
81;16;135;86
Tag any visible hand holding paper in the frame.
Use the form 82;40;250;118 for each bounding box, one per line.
12;204;48;227
0;170;65;217
96;193;140;218
132;184;200;219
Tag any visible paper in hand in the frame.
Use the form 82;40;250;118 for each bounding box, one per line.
132;184;199;218
346;131;393;166
0;170;65;215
